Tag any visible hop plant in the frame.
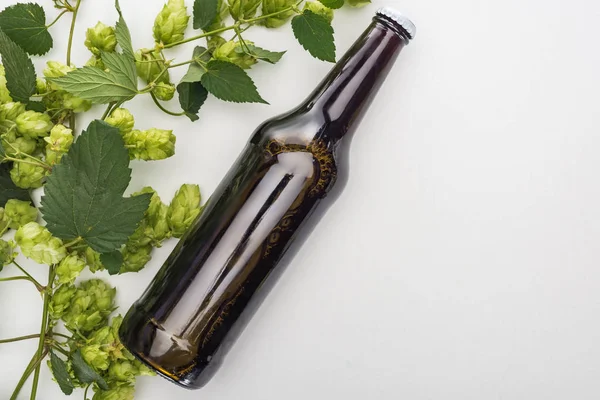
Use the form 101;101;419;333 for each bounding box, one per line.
228;0;261;20
0;208;9;233
93;385;135;400
14;222;67;264
153;0;189;45
0;102;26;121
128;187;171;249
167;184;202;237
346;0;371;6
2;130;37;157
261;0;296;28
105;108;135;135
303;1;334;23
15;111;53;138
213;41;258;69
55;252;86;284
84;247;105;273
85;22;117;56
153;82;176;101
85;55;106;70
44;124;74;165
121;244;152;273
0;239;15;268
135;49;170;85
10;163;46;189
81;344;111;371
35;78;48;95
49;283;77;319
4;199;38;229
0;65;13;104
123;128;176;161
61;279;116;334
43;61;75;79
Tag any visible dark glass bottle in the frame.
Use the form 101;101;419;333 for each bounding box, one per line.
120;8;415;389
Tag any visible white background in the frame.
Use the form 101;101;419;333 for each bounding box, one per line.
1;0;600;399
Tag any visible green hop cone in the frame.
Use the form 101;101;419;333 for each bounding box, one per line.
124;128;176;161
153;82;176;101
81;344;110;371
261;0;295;28
129;187;171;248
213;41;258;69
44;124;74;152
84;247;105;272
49;283;77;319
105;108;135;135
2;130;37;157
135;49;170;85
10;163;46;189
107;360;138;383
15;111;53;138
62;279;116;334
0;65;12;104
43;61;75;90
346;0;370;7
0;239;15;268
36;78;48;95
55;252;86;284
228;0;261;20
4;199;37;229
0;209;9;233
85;55;106;70
167;184;201;238
121;244;152;273
14;222;67;264
153;0;190;45
0;102;26;122
303;1;334;23
61;92;92;113
85;22;117;56
92;385;134;400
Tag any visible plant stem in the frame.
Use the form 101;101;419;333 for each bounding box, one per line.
0;333;40;344
63;237;83;248
66;0;82;66
50;343;70;357
101;102;116;120
83;384;91;400
13;261;45;291
150;92;186;117
168;59;195;68
241;1;301;24
9;348;48;400
0;276;41;289
4;157;52;171
46;9;70;29
162;25;236;49
51;332;73;340
29;266;55;400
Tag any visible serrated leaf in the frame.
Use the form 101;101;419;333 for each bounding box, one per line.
193;0;218;30
239;45;285;64
50;352;74;395
71;350;109;391
41;120;151;254
26;101;45;112
0;163;30;206
100;250;123;275
201;60;267;104
101;51;137;88
0;28;35;103
49;64;138;104
0;3;52;55
181;46;210;83
291;10;336;62
177;81;208;122
318;0;344;9
114;0;135;61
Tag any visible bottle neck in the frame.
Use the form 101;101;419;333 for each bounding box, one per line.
303;17;410;144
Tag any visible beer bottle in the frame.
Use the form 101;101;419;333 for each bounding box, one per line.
120;7;416;389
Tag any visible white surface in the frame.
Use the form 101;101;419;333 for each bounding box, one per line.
1;0;600;399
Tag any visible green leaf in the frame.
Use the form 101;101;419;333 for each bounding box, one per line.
114;0;135;61
241;45;285;64
101;51;137;89
318;0;344;9
181;46;210;83
100;250;123;275
49;63;138;104
193;0;218;30
0;3;52;55
291;10;336;62
177;81;208;122
50;352;74;395
41;120;151;254
201;60;267;104
26;101;45;112
0;28;36;103
71;350;109;391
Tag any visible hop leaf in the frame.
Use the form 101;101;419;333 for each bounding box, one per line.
193;0;218;30
41;120;152;254
177;81;208;122
0;29;36;103
304;1;334;23
71;349;109;390
49;352;74;395
201;60;267;104
0;3;53;55
291;10;336;62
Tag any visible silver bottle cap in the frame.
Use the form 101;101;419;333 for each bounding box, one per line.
376;7;416;40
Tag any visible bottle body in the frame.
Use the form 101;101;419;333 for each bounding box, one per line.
120;10;412;389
